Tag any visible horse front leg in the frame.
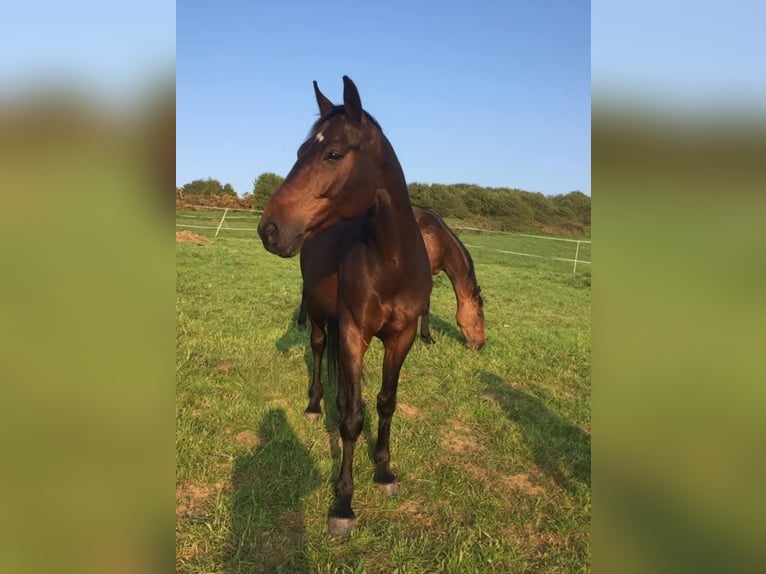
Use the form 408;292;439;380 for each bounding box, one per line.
304;315;325;422
328;325;368;536
374;322;418;495
419;296;435;344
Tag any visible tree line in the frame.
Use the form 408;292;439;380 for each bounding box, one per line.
177;173;590;235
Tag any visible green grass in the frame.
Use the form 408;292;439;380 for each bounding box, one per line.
176;228;591;573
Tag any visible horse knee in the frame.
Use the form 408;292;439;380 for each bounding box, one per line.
339;408;364;440
376;394;396;418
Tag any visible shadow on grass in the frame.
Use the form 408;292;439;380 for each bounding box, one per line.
227;409;321;574
275;308;313;384
275;315;339;437
480;372;590;492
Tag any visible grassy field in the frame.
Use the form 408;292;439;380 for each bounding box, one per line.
176;222;591;573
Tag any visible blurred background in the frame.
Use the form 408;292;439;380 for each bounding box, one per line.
0;2;174;574
593;2;766;573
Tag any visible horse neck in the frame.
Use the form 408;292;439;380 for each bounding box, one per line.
438;223;478;303
367;138;422;264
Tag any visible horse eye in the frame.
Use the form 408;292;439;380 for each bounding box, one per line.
325;151;343;162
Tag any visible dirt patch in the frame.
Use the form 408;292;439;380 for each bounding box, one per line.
176;230;209;244
398;403;424;418
397;497;433;527
456;461;545;500
501;473;545;496
449;420;473;434
233;430;260;449
214;361;233;374
176;482;214;518
503;523;573;556
504;523;549;550
460;464;544;495
176;480;231;521
441;430;480;454
441;419;482;454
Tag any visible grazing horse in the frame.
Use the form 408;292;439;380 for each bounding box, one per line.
296;207;486;349
257;76;432;536
413;207;485;349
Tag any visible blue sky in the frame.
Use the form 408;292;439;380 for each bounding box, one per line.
177;0;591;197
592;1;766;110
1;1;175;102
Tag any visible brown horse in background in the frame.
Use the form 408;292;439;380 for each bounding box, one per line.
257;76;432;536
297;207;485;349
413;207;485;349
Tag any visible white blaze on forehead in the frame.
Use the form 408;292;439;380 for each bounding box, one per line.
315;132;324;143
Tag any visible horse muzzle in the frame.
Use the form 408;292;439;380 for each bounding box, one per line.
257;218;305;258
466;338;485;351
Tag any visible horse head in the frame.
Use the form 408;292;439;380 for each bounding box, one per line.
457;285;486;350
258;76;384;257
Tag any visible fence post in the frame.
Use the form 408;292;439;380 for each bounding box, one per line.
573;240;581;274
214;208;229;237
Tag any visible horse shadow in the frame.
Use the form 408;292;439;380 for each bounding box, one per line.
227;409;320;573
480;372;590;492
275;307;314;386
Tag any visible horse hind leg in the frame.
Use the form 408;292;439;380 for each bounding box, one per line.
304;315;326;422
374;322;418;496
297;286;308;328
419;296;436;344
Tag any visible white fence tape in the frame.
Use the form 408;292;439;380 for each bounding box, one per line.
177;206;591;271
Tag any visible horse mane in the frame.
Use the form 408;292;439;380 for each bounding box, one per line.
310;105;383;135
434;212;484;308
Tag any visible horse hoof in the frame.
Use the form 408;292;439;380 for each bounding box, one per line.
304;411;321;423
328;516;357;537
376;481;400;496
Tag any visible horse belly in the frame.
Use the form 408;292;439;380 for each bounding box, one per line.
306;274;338;319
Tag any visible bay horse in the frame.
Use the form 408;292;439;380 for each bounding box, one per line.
257;76;432;536
296;207;485;349
412;207;485;349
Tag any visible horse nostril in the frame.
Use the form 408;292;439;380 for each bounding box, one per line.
263;222;279;247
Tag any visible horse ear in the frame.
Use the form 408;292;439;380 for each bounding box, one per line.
313;81;334;116
342;76;363;123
